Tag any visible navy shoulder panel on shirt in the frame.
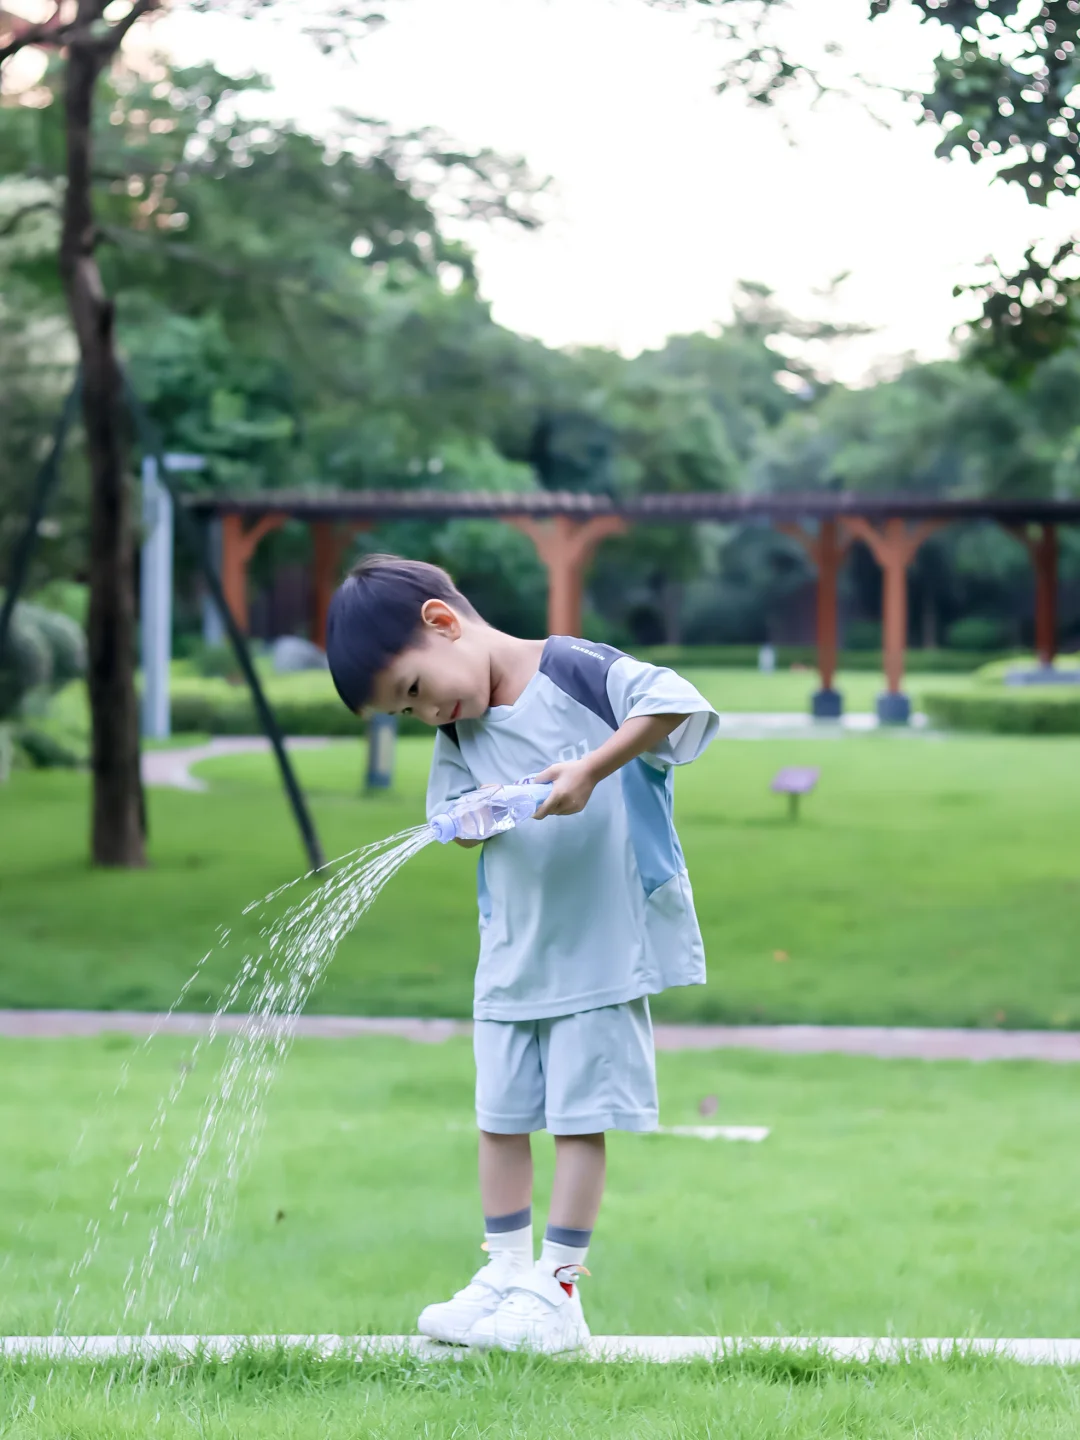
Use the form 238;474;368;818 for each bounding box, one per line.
539;636;624;730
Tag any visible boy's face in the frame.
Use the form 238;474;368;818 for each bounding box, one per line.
368;602;490;726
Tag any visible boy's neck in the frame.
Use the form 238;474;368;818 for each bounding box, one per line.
486;631;547;709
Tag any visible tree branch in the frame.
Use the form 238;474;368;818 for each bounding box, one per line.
0;198;57;238
0;3;77;65
97;0;158;55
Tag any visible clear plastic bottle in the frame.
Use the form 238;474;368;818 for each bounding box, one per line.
429;781;553;845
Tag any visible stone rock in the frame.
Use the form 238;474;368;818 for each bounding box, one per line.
271;635;328;673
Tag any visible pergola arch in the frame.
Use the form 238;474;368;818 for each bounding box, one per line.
187;490;1080;722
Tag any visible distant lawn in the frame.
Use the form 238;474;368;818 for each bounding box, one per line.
0;724;1077;1027
684;666;972;714
5;1038;1080;1339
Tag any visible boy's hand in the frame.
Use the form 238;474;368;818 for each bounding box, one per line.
531;760;597;819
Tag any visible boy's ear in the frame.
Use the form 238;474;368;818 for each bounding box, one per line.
420;598;462;638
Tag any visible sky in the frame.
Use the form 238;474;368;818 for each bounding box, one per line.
156;0;1075;383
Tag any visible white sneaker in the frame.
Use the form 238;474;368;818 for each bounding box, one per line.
466;1261;591;1354
417;1251;527;1345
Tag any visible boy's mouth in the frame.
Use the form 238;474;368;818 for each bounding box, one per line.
450;701;462;721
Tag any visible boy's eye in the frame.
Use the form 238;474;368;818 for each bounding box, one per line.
408;681;419;698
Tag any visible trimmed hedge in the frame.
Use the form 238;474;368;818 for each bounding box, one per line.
168;676;429;738
635;645;1020;674
921;688;1080;735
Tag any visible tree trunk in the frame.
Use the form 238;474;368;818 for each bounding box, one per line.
920;588;938;650
61;23;146;867
659;578;683;646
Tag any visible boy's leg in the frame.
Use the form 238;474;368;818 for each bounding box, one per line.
479;1130;534;1267
418;1022;544;1344
548;1132;605;1230
478;1130;533;1217
542;1132;604;1284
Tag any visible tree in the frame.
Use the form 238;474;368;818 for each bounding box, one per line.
654;1;1080;375
0;11;537;865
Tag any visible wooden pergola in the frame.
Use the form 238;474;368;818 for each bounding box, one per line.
185;490;1080;721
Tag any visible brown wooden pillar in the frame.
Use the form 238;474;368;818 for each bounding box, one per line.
777;517;851;716
1005;523;1058;667
841;516;945;722
310;522;370;650
505;513;628;635
220;511;286;633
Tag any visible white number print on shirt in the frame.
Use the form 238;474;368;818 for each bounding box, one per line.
556;739;591;764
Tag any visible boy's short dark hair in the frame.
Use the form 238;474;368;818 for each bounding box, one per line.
326;553;478;712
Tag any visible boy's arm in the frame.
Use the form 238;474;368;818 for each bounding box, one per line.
532;713;688;819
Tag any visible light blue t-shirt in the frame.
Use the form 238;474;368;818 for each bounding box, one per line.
425;637;719;1022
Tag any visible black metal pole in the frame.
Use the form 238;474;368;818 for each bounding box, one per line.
0;376;82;662
122;374;327;873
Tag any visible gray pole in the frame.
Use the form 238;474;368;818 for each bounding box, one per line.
140;455;173;740
140;452;205;741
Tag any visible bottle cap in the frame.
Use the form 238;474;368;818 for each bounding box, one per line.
429;814;456;844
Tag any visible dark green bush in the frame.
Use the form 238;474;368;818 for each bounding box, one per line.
921;689;1080;734
634;645;1014;674
169;687;429;738
944;616;1009;651
0;605;53;719
19;603;87;685
15;726;84;768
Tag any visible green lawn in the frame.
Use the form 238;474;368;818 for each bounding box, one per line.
4;1037;1080;1436
4;1350;1080;1439
685;665;972;714
5;1037;1080;1338
1;728;1078;1026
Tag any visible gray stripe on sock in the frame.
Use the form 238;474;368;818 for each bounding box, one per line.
484;1206;532;1234
545;1223;592;1248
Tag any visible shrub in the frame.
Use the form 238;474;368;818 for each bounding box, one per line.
189;640;243;680
19;603;87;685
945;616;1008;651
29;580;88;627
167;674;430;739
921;688;1080;734
0;604;53;719
845;620;882;651
15;726;84;768
0;596;88;720
633;645;1013;674
974;655;1080;684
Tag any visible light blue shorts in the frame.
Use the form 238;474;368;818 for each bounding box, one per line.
474;998;658;1136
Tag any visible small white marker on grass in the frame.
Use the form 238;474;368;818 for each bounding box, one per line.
655;1125;770;1142
445;1122;769;1141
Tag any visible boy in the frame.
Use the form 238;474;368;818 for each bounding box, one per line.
327;554;718;1353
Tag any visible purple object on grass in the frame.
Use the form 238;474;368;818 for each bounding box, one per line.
771;766;820;820
771;767;820;795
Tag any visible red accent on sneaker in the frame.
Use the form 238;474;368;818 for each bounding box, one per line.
559;1281;575;1298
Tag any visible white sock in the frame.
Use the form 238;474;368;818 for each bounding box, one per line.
541;1231;590;1290
484;1218;533;1269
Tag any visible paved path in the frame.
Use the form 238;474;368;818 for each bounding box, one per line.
141;737;330;792
713;711;930;740
139;711;941;794
142;720;936;794
3;1011;1079;1061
